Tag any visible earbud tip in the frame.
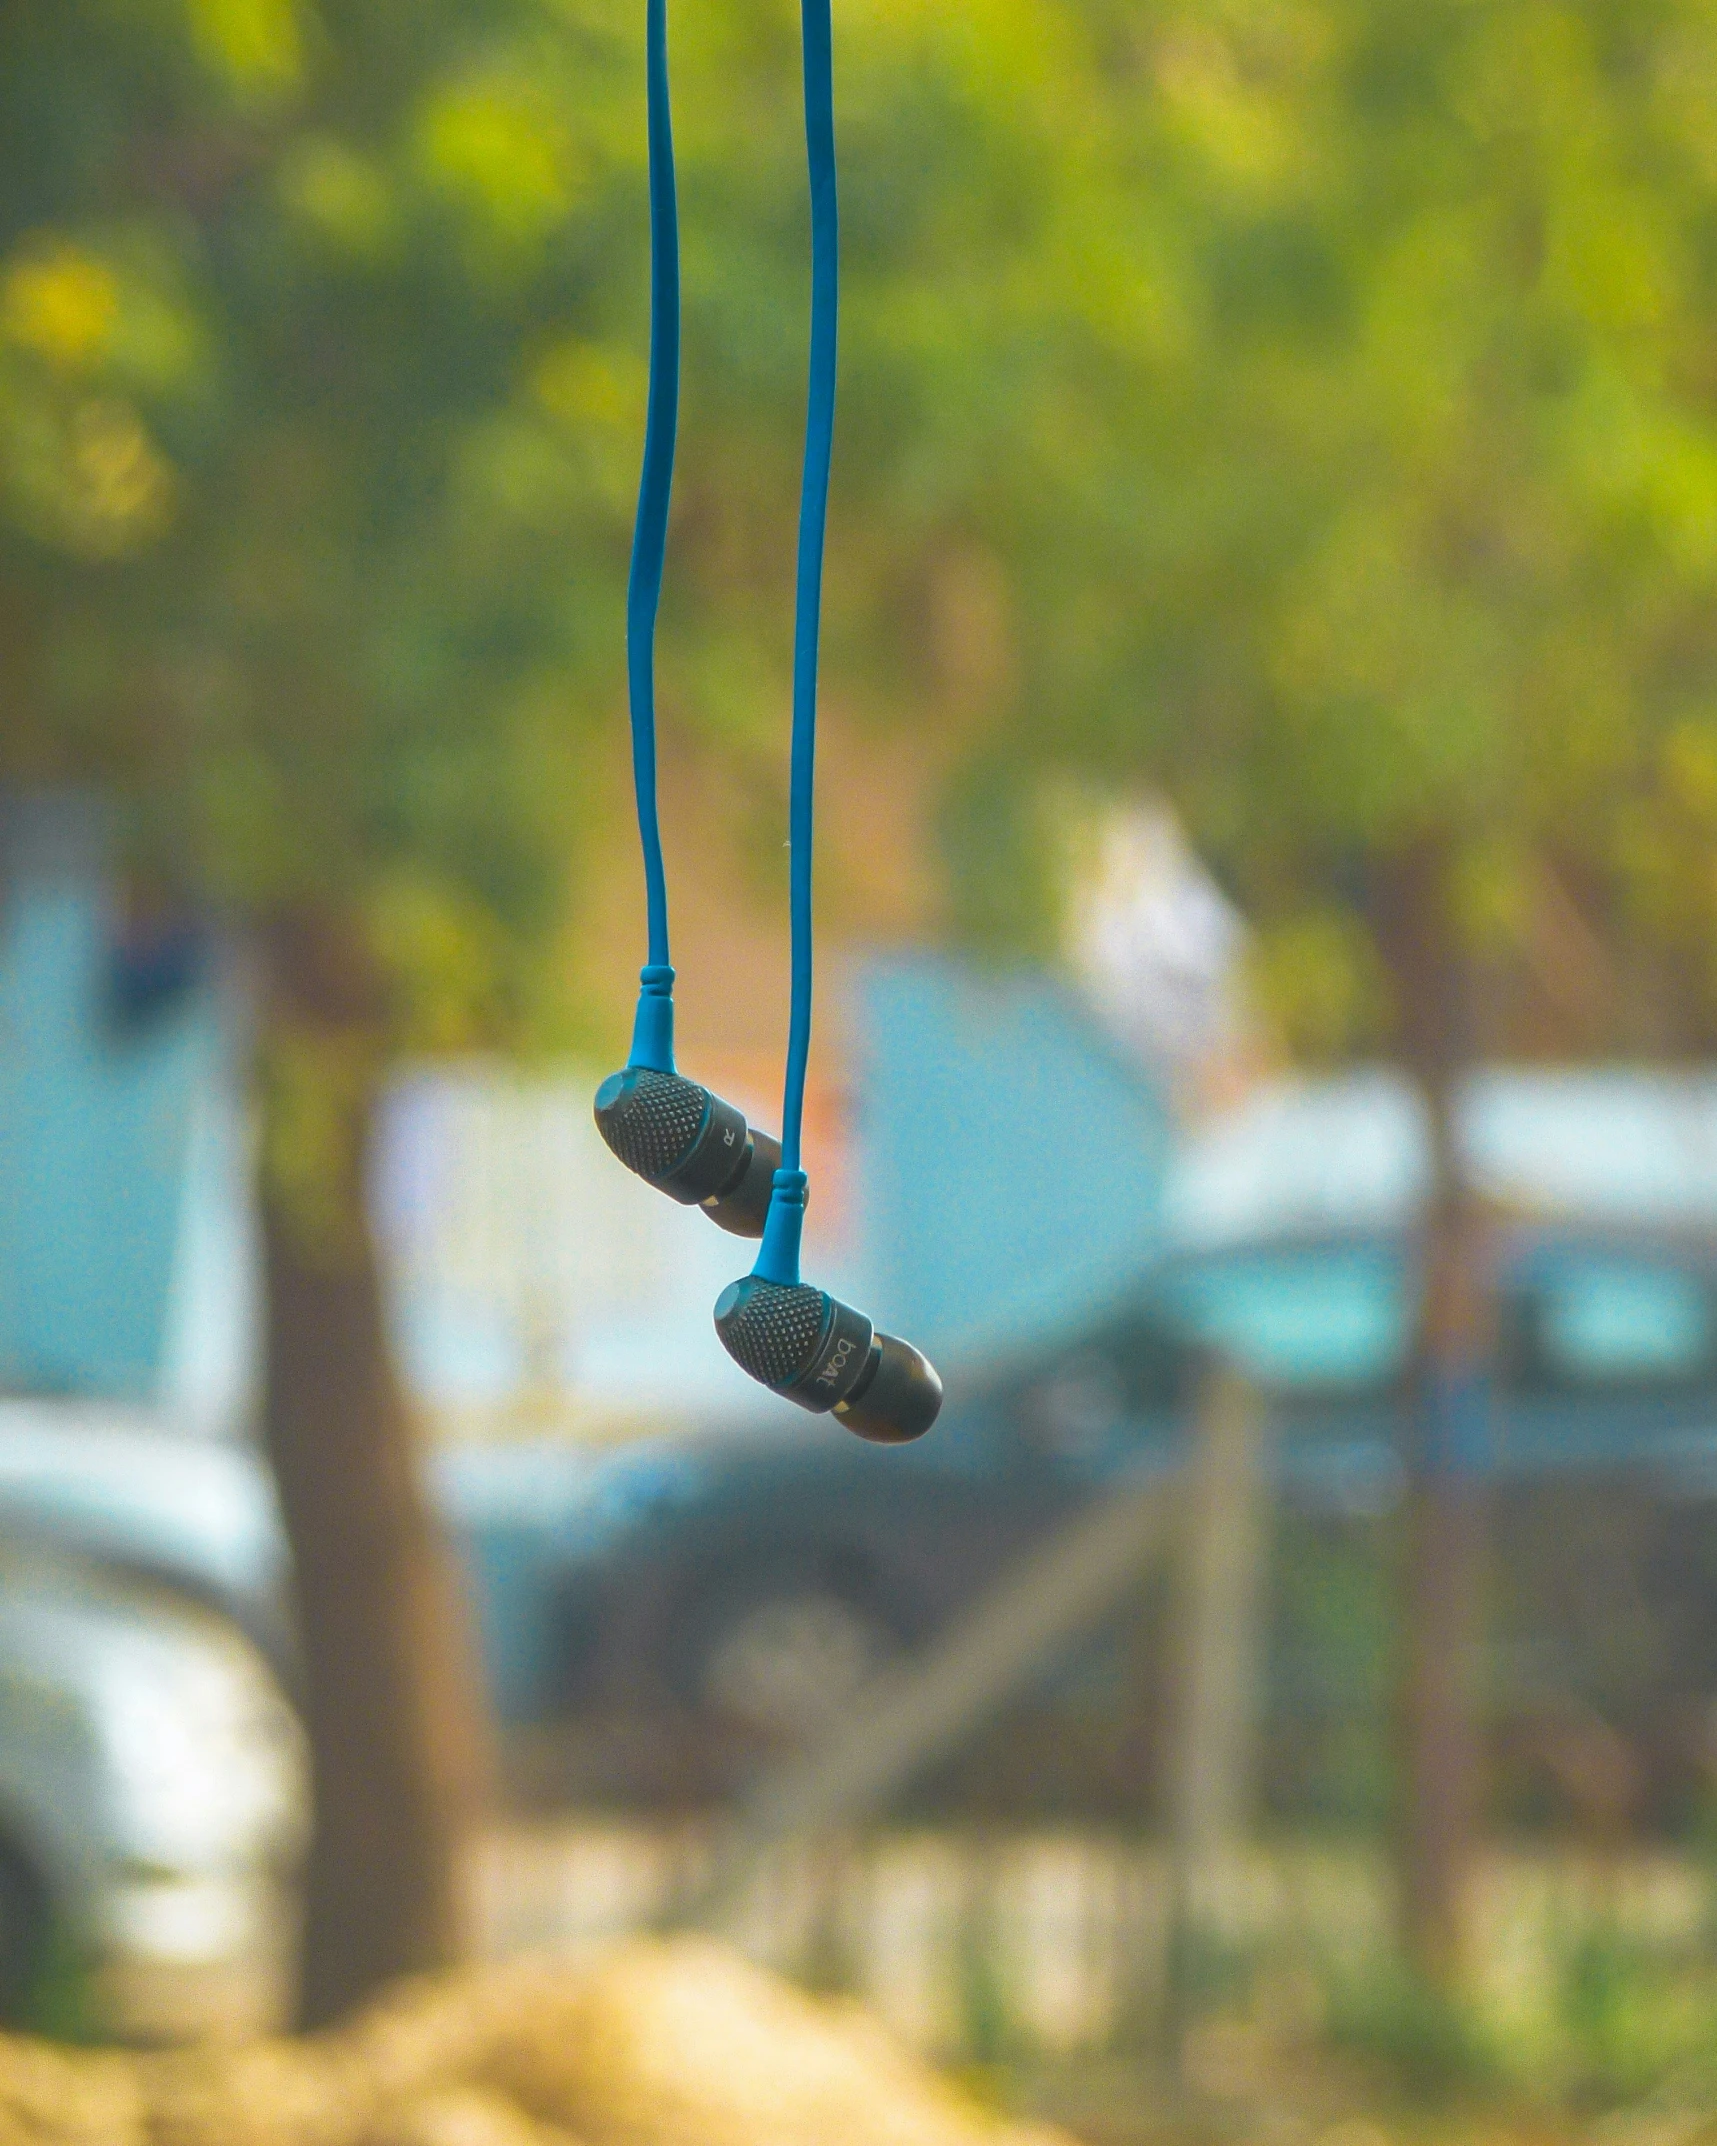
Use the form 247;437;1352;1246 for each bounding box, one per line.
835;1332;942;1443
702;1126;781;1238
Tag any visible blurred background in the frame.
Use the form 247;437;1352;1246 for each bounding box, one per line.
11;0;1717;2136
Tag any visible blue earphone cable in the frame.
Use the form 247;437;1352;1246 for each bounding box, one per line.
752;0;839;1286
621;0;836;1276
625;0;680;1073
783;0;838;1177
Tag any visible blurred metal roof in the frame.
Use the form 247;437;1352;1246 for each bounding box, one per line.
1167;1067;1717;1250
852;957;1174;1374
1162;1068;1717;1393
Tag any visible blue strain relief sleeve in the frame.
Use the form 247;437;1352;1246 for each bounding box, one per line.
628;964;676;1073
753;1168;809;1286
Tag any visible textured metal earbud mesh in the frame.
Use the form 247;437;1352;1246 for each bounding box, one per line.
596;1070;706;1180
717;1281;827;1388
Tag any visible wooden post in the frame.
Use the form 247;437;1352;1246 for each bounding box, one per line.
1167;1356;1270;2026
1400;1094;1491;1987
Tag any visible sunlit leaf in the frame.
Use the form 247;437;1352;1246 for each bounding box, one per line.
185;0;304;92
0;246;119;371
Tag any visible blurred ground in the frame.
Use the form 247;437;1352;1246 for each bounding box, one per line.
980;2057;1689;2146
21;1919;1717;2146
474;1822;1717;2051
469;1822;1717;2145
16;1822;1717;2144
0;1936;1070;2146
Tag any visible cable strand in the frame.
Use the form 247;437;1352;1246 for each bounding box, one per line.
626;0;679;981
780;0;839;1182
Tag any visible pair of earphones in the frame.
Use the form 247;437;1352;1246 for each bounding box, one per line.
592;0;942;1444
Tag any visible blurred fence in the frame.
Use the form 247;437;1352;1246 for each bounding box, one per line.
473;1822;1717;2064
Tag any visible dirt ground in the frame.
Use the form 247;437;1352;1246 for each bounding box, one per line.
0;1936;1076;2146
8;1946;1717;2146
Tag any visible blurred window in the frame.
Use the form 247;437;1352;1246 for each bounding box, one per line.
1170;1248;1406;1397
1503;1260;1716;1393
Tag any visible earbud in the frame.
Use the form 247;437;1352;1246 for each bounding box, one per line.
595;1065;781;1238
713;1273;943;1443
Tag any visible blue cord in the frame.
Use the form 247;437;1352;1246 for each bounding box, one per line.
753;0;839;1289
619;0;836;1271
625;0;680;1074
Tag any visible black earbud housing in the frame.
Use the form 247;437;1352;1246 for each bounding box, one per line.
594;1067;779;1237
835;1331;945;1444
713;1274;942;1442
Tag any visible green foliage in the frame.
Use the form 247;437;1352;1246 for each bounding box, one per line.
939;759;1067;964
8;0;1717;1058
955;1894;1016;2069
1265;1513;1397;1831
876;0;1717;1049
1316;1913;1717;2112
1320;1950;1504;2102
1553;1928;1700;2106
19;1916;104;2046
0;0;650;1051
1247;906;1390;1062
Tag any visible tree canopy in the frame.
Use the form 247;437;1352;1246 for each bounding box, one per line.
8;1;1717;1066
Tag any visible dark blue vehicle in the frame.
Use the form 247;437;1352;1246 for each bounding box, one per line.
5;1206;1717;1815
433;1205;1717;1810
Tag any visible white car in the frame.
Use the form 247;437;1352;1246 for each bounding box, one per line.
0;1541;306;2041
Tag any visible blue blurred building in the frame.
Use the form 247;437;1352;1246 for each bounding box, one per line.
0;795;252;1429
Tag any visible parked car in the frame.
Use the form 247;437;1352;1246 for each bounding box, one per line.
521;1236;1717;1756
0;1538;305;2037
9;1219;1717;1807
0;1405;290;1672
